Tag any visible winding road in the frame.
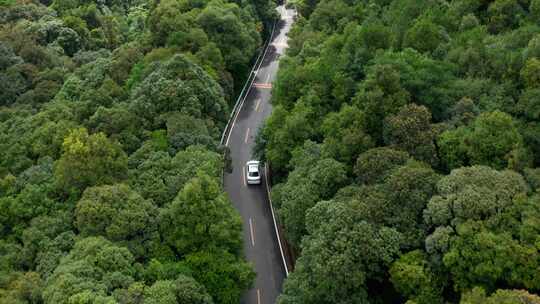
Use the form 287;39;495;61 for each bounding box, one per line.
223;4;295;304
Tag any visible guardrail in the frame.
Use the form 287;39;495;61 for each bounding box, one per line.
265;163;292;276
220;21;277;146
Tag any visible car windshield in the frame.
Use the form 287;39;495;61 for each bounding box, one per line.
248;165;259;177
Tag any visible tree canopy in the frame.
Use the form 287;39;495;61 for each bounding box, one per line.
0;0;276;301
260;0;540;303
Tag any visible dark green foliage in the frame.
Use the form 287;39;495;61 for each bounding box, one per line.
383;104;438;166
160;173;243;255
0;0;268;300
272;141;348;248
264;0;540;303
278;201;401;304
354;147;410;185
43;236;136;303
185;250;255;304
75;184;159;259
129;54;229;129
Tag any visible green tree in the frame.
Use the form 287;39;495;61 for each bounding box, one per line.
461;287;540;304
185;250;255;304
278;201;401;304
144;276;214;304
43;237;136;304
390;250;443;304
321;105;374;166
273;141;347;247
75;184;159;259
466;111;525;170
129;55;228;129
54;128;128;195
160;174;242;255
383;104;438;166
403;17;446;53
354;147;410;185
129;146;223;207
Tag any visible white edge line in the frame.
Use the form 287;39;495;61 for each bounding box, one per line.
249;218;255;247
245;128;250;144
224;22;276;147
257;289;261;304
265;163;289;276
242;166;246;187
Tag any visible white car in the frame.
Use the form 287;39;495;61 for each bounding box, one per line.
246;160;261;185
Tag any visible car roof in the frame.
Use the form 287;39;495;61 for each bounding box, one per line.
246;160;260;165
248;164;259;172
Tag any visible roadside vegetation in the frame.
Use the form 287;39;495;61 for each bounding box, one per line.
0;0;277;303
256;0;540;303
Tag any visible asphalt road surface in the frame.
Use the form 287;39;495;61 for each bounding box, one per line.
223;5;295;304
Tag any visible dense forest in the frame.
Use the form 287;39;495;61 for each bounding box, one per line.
0;0;277;303
256;0;540;303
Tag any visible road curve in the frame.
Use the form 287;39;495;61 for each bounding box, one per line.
224;5;295;304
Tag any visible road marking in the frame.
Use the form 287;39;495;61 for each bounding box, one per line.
255;99;262;112
265;74;271;83
224;21;276;147
257;289;261;304
242;166;246;187
244;128;250;144
249;218;255;247
253;83;272;89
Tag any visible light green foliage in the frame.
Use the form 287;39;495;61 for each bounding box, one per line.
0;272;44;304
54;128;128;194
263;103;317;176
521;58;540;88
144;276;214;304
389;251;443;304
461;287;540;304
465;111;525;169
